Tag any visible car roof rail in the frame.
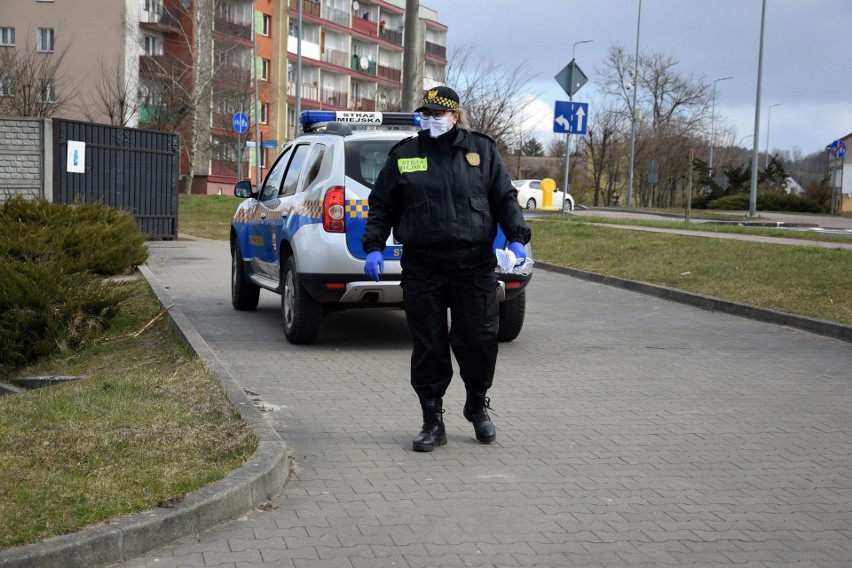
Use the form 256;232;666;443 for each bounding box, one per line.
300;111;421;134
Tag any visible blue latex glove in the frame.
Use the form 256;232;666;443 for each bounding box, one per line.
508;242;526;265
364;250;384;282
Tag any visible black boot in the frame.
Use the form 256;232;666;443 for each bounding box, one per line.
463;392;496;443
413;398;447;452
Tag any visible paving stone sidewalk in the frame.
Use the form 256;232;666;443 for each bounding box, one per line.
111;238;851;568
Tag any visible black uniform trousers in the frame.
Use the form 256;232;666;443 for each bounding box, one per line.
400;245;499;402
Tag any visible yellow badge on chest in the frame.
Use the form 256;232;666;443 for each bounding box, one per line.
465;152;481;166
398;156;428;173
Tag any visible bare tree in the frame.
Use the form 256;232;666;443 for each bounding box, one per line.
79;56;142;126
584;101;625;207
597;43;712;207
136;0;249;193
0;31;72;118
445;44;535;152
211;66;255;178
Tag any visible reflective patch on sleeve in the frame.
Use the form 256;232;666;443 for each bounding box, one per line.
397;156;428;174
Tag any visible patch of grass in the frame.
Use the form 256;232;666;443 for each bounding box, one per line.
0;281;258;550
178;194;240;240
532;218;852;325
575;214;852;243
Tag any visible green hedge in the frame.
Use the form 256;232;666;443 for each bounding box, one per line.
697;192;825;213
0;198;149;378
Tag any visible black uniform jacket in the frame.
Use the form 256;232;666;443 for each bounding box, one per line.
362;127;531;255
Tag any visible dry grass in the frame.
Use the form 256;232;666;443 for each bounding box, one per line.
532;218;852;325
0;281;257;550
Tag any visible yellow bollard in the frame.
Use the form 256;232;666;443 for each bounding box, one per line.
540;178;557;210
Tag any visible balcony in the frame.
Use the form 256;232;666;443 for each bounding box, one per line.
139;55;170;75
214;17;252;42
139;9;181;33
351;54;377;76
379;27;403;46
425;41;446;60
323;47;349;68
288;81;320;102
213;65;251;87
377;64;400;83
323;6;349;26
320;88;347;108
352;97;375;111
289;0;321;18
351;16;377;37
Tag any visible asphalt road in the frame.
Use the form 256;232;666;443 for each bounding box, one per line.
113;238;852;568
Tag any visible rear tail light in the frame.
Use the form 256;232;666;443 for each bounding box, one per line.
323;186;345;233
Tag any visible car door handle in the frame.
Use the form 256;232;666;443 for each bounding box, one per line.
260;213;267;220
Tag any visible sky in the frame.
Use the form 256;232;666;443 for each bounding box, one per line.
420;0;852;158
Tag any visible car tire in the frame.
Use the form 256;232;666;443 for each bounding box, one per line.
231;243;260;311
281;256;322;344
525;198;537;210
497;290;526;342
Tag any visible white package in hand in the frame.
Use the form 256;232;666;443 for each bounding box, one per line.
495;248;534;275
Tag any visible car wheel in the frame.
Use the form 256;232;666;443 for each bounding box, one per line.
231;243;260;311
525;198;537;210
497;290;526;342
567;200;574;212
281;256;322;344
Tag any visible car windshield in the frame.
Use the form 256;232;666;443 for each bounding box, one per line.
344;140;399;189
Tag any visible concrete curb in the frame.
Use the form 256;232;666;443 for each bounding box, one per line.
0;265;290;568
536;261;852;343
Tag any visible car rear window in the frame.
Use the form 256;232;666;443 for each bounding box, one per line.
344;139;399;189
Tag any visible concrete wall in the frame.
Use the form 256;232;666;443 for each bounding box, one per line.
0;118;52;202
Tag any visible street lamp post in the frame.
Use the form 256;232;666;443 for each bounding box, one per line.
765;103;782;169
709;76;733;180
748;0;768;217
560;39;593;216
626;0;642;208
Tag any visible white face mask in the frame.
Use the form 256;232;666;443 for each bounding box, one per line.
421;114;453;138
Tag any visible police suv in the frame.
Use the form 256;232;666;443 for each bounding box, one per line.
230;111;533;345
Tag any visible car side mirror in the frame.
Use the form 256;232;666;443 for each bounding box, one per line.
234;180;256;199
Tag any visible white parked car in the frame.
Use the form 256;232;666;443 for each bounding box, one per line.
512;179;574;211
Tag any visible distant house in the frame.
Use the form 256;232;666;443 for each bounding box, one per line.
784;176;804;195
828;132;852;214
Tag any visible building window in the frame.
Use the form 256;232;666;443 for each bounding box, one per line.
261;58;270;81
0;27;15;47
36;28;54;52
260;102;269;124
262;14;271;36
39;80;55;103
144;35;162;56
144;0;163;14
0;78;15;97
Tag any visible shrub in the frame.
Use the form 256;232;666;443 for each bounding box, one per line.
0;198;147;378
707;192;826;213
0;197;148;275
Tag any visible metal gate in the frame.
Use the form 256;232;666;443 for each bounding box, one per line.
53;119;179;239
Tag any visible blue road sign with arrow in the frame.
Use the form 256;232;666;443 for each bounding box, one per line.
233;112;249;134
553;101;588;135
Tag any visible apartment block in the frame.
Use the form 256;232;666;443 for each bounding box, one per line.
0;0;447;194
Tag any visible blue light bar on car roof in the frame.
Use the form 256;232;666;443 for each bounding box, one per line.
300;111;421;132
